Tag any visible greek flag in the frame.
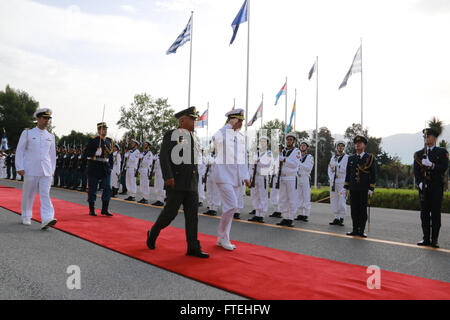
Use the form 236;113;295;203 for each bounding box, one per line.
230;0;248;45
1;129;9;151
339;45;362;89
166;15;192;55
308;61;316;80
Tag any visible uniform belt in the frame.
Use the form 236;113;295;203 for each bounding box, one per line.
87;157;109;163
281;173;296;177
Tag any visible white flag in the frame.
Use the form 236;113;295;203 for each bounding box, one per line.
339;45;361;89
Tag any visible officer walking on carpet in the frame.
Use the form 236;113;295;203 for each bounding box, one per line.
146;107;209;258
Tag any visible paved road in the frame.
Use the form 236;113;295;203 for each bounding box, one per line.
0;178;449;299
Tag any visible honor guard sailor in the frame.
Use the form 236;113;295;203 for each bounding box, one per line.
111;143;121;198
146;107;209;258
124;139;140;201
15;108;57;229
137;141;153;204
295;140;314;222
85;122;114;217
344;135;376;238
248;136;273;223
276;133;300;227
151;152;166;206
328;140;349;226
414;128;449;248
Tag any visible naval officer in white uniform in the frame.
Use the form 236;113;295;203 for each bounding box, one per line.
212;109;250;250
15;108;57;230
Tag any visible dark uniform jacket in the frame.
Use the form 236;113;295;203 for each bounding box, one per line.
413;147;449;188
344;152;376;191
56;152;64;169
84;136;113;177
160;128;198;192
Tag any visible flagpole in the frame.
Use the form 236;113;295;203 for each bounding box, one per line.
360;37;363;128
244;0;251;137
314;56;319;189
285;76;288;140
188;11;194;108
206;101;209;148
294;88;297;132
261;93;264;128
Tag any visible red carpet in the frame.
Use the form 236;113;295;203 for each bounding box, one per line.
1;186;449;300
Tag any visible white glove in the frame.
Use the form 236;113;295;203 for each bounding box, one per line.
368;190;373;197
422;158;433;167
419;182;423;190
95;148;102;156
279;156;285;162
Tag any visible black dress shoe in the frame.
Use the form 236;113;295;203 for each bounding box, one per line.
302;216;308;222
138;198;148;204
277;219;288;226
124;196;136;201
346;231;359;236
285;220;294;227
338;218;344;226
270;212;282;218
146;231;155;250
248;216;264;223
431;242;439;248
249;210;256;215
233;213;240;219
417;240;431;246
152;201;164;206
198;202;203;207
186;249;209;258
359;233;367;238
329;218;340;225
294;215;303;221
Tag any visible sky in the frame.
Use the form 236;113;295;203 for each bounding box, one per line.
0;0;449;143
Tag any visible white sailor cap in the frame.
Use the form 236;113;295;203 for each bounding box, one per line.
114;143;121;150
286;133;297;140
259;135;269;141
335;140;346;148
33;108;53;118
131;139;140;145
144;140;151;146
225;108;245;120
299;140;309;147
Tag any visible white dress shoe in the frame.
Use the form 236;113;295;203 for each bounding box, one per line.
22;219;31;226
41;219;57;230
217;238;235;248
219;239;236;251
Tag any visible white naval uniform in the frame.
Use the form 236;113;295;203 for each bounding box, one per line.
0;155;6;178
139;150;153;200
213;124;249;243
126;148;140;197
250;150;273;218
153;154;165;203
15;127;56;225
328;153;348;219
205;155;221;211
279;147;300;221
111;151;121;189
297;153;314;217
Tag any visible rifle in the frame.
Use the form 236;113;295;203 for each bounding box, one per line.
148;157;156;187
331;153;338;192
250;148;259;188
275;149;284;189
203;163;210;192
421;130;429;201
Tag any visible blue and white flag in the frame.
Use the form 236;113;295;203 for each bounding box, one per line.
1;129;9;151
339;45;362;89
230;0;248;45
166;15;192;55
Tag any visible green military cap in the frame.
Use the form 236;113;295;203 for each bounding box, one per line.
97;122;108;129
353;135;368;144
175;106;200;120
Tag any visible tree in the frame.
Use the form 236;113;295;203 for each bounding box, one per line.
0;85;39;147
58;130;93;148
344;123;382;157
261;119;308;146
309;127;335;185
117;93;178;151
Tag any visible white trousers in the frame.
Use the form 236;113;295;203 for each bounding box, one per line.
206;178;221;211
297;181;311;216
250;176;269;217
198;179;205;202
330;182;347;219
21;175;54;223
270;179;280;211
111;169;120;189
126;168;137;197
236;184;245;213
139;168;150;199
217;183;240;242
154;170;165;202
279;179;297;220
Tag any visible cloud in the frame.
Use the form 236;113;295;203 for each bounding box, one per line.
155;0;208;12
120;4;137;14
413;0;450;14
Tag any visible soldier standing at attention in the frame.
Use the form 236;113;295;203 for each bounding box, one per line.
328;140;349;226
295;140;314;222
15;108;57;229
414;128;449;248
85;122;114;217
146;107;209;258
344;135;376;238
124;140;140;201
137;141;153;204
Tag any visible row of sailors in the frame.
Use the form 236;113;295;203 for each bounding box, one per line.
199;134;348;227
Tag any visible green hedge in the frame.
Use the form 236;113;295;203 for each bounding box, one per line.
309;187;450;213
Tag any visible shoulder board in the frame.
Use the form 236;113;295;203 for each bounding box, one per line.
90;135;97;139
